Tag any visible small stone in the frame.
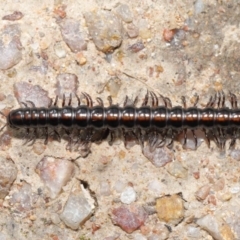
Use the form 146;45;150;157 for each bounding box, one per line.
115;4;133;23
2;11;24;21
0;24;22;70
114;180;127;193
187;226;201;238
53;5;66;19
0;131;12;151
36;156;74;199
106;77;122;97
51;213;61;225
120;187;136;204
167;160;188;178
151;223;170;240
99;181;111;196
196;215;235;240
220;192;232;201
76;52;87;65
32;142;46;155
163;29;176;42
126;23;139;38
13;81;51;107
147;180;167;195
0;157;17;199
230;149;240;161
195;185;210;201
60;182;95;230
84;10;123;53
207;195;217;205
156;194;184;225
58;18;87;52
54;41;66;58
213;177;225;191
112;204;148;233
10;181;32;211
142;146;173;168
128;41;145;53
55;73;78;98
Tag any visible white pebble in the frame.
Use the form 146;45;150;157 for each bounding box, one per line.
120;187;136;204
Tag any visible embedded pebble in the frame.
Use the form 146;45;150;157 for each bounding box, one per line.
58;18;87;52
195;185;210;201
156;194;184;225
84;10;123;53
126;23;139;38
213;177;225;191
0;131;12;151
187;226;202;238
99;181;111;196
36;156;74;199
167;160;188;179
13;81;51;107
112;204;148;233
106;77;122;97
147;180;167;195
60;183;95;230
196;215;235;240
32;142;46;155
75;52;87;65
2;11;24;21
128;41;145;53
115;4;133;23
114;180;127;193
0;24;22;70
149;223;170;240
10;182;33;211
54;41;66;58
0;157;17;199
229;149;240;161
55;73;78;98
142;145;173;168
120;187;136;204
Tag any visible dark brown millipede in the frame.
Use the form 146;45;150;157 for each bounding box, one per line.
2;91;240;151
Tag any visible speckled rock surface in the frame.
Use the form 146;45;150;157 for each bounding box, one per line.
0;0;240;239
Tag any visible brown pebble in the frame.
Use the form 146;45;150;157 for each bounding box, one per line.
195;185;210;201
2;11;24;21
163;28;176;42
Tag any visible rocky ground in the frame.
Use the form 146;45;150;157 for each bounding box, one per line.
0;0;240;239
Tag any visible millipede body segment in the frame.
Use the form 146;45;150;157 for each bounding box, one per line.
7;106;240;130
4;91;240;151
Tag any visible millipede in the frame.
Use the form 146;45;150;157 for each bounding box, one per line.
1;90;240;153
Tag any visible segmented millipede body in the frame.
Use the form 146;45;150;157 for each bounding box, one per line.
4;91;240;151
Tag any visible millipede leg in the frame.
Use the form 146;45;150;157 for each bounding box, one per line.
54;96;58;106
68;94;72;106
133;96;138;106
142;90;149;106
96;97;104;107
44;127;49;145
150;92;155;107
152;92;158;106
193;94;199;107
75;94;81;106
123;95;129;107
183;128;187;145
107;96;113;106
62;94;66;107
221;91;225;107
181;96;187;108
167;129;175;148
203;128;210;148
191;130;197;148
